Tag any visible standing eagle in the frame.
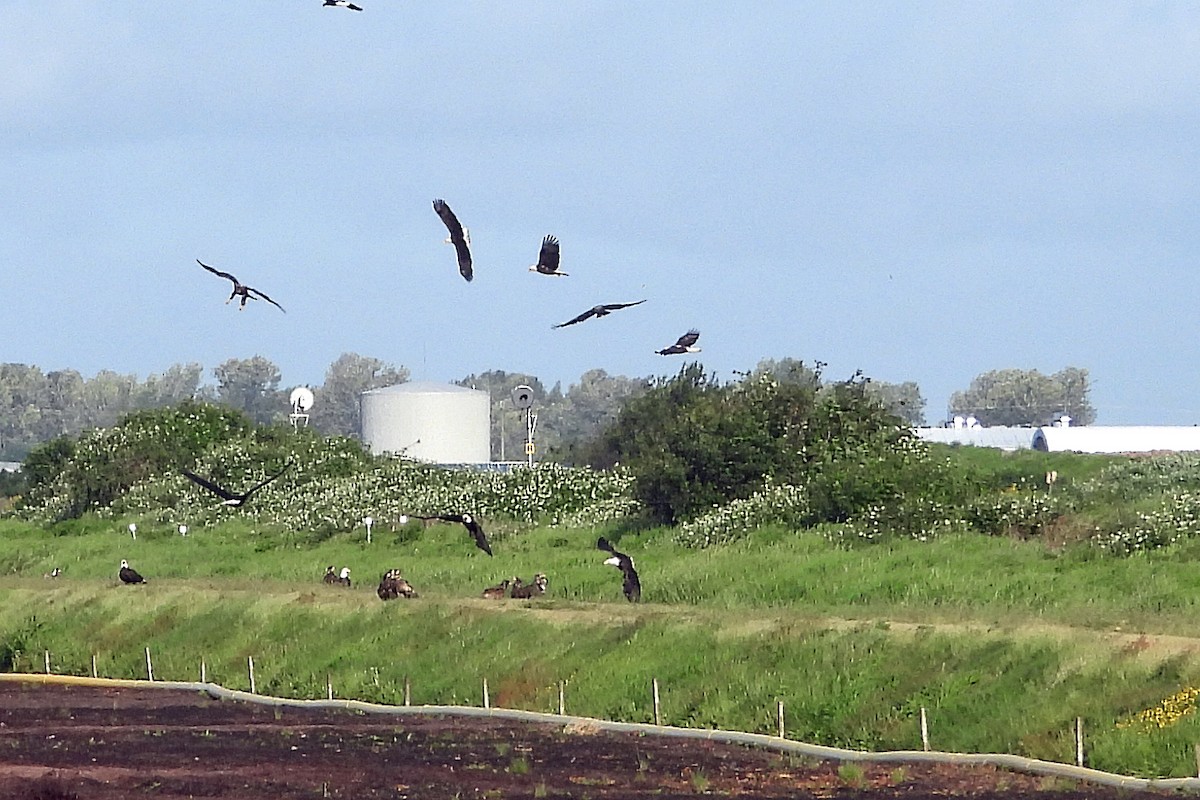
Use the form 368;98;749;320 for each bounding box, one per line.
196;260;286;313
553;300;646;329
119;560;145;585
597;537;640;602
182;461;294;508
411;513;493;556
432;199;473;282
656;329;701;356
529;235;567;276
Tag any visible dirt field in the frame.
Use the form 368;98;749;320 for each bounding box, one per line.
0;683;1174;799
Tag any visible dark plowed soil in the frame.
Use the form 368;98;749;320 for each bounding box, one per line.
0;683;1171;799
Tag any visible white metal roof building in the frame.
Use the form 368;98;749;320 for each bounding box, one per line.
1031;426;1200;454
915;426;1037;451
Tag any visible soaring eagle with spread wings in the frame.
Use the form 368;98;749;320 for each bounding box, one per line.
411;512;493;556
196;260;286;313
182;461;294;508
656;329;701;356
323;0;363;9
529;235;567;276
432;199;473;282
553;300;646;329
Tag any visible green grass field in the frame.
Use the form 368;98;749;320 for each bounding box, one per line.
2;515;1200;779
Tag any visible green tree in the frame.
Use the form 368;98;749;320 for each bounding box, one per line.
213;356;284;425
315;353;410;438
457;371;564;461
865;379;926;426
949;367;1095;426
586;363;921;525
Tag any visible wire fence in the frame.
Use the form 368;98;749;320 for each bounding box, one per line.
8;650;1200;794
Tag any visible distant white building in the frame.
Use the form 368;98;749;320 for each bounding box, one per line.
1031;426;1200;454
915;425;1037;451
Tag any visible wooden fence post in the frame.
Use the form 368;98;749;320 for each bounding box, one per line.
201;660;207;683
777;700;785;738
558;681;565;716
43;650;50;675
91;654;97;679
327;674;333;700
1075;717;1085;767
403;675;411;706
145;648;154;682
248;656;256;694
920;707;930;751
652;678;661;726
483;678;490;709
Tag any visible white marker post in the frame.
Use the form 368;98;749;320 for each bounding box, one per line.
179;524;188;537
363;516;374;544
128;523;137;540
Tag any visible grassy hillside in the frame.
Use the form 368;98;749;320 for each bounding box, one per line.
2;517;1200;778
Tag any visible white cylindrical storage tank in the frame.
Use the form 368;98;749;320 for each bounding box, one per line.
360;382;490;463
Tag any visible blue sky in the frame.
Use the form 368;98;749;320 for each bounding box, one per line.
3;3;1198;423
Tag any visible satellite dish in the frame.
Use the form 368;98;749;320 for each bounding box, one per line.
511;385;534;410
289;387;315;413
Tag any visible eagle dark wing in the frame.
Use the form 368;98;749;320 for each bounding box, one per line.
241;461;295;500
463;517;493;556
246;286;286;313
599;300;647;314
675;330;700;349
413;513;465;524
552;306;599;329
182;469;238;501
537;235;560;272
197;259;238;285
433;199;473;282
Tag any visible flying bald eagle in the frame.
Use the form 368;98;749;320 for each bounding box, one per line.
656;329;701;356
323;0;363;9
182;461;294;508
411;513;493;556
553;300;646;329
196;260;286;313
432;199;473;282
529;235;567;276
597;537;640;602
119;559;145;585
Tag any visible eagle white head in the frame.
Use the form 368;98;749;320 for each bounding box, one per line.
340;567;351;580
120;560;130;569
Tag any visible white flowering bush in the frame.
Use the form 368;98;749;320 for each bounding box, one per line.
1075;454;1200;502
836;497;969;545
1093;492;1200;554
961;492;1064;538
674;481;809;548
110;454;636;537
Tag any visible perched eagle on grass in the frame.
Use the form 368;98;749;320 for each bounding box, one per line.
119;560;145;585
196;260;286;313
529;235;567;276
432;199;473;282
378;569;418;600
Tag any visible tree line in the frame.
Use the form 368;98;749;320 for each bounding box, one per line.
0;355;1093;462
